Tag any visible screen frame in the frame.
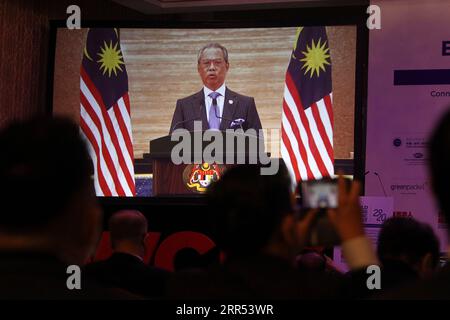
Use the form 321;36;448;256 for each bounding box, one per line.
46;4;369;202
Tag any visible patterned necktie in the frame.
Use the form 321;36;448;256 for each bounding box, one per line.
208;92;221;130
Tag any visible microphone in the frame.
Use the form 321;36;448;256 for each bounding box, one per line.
373;171;387;197
170;116;200;133
170;104;203;133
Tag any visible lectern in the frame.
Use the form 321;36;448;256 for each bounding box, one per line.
148;130;266;196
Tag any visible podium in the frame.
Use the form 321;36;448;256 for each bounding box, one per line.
148;130;266;196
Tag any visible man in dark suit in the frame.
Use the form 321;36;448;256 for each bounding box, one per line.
84;210;169;298
169;43;262;133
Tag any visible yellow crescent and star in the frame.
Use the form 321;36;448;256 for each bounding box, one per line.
292;27;331;78
83;28;125;77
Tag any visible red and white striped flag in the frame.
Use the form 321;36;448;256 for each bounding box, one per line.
281;26;334;183
80;28;135;196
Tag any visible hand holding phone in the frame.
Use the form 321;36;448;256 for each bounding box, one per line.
326;176;364;242
296;176;364;247
297;178;340;247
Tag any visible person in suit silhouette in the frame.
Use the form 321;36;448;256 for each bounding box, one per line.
167;164;379;299
0;117;134;299
84;210;169;298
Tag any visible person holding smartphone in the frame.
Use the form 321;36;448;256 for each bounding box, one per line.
167;164;379;299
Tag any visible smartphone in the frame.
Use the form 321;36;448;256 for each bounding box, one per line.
299;178;338;209
297;178;340;247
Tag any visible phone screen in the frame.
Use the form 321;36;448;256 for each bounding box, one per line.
300;179;338;209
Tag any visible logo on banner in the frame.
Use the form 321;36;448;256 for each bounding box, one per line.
405;138;427;149
183;163;223;193
391;135;428;166
390;182;427;195
438;210;448;229
393;211;414;218
393;138;402;147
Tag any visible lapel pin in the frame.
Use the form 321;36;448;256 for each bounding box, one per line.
228;99;233;104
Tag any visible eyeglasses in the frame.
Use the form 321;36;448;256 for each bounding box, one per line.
199;59;225;67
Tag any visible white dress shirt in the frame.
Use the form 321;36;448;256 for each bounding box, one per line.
203;83;226;123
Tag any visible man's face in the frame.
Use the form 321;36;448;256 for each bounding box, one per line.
198;47;229;91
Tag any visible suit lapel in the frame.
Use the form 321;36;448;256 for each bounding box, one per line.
192;89;208;131
220;88;238;130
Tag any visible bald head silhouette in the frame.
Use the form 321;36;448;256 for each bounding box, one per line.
108;210;148;259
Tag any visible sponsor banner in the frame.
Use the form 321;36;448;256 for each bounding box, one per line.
360;196;393;225
390;183;426;195
366;0;450;252
333;196;393;272
390;133;428;167
389;180;428;196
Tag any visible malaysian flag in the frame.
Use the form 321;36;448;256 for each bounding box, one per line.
281;27;334;183
80;28;135;196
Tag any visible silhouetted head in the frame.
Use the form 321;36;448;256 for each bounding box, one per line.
0;116;102;264
207;164;302;259
109;210;148;258
377;217;440;277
